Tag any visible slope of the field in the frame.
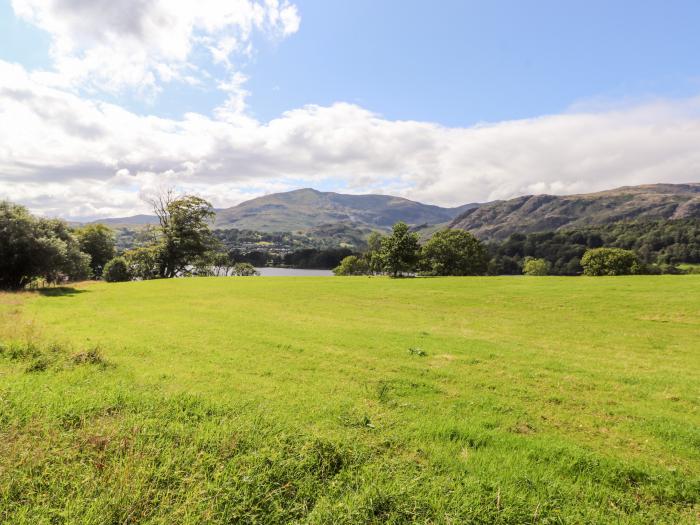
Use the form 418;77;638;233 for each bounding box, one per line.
450;183;700;239
1;277;698;523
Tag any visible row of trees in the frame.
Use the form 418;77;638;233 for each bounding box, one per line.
334;222;662;277
487;219;700;275
2;195;695;288
334;223;489;276
0;194;250;289
0;202;106;289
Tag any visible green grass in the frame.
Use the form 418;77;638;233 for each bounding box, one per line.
1;276;698;524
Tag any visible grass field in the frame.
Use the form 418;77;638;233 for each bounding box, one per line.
0;276;698;524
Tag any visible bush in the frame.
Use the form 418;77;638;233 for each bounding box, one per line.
522;257;550;276
123;246;160;280
230;262;259;276
333;256;369;276
581;248;640;276
103;257;131;282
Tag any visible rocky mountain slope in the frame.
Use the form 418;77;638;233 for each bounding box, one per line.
449;183;700;239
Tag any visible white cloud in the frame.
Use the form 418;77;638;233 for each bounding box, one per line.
1;59;699;220
10;0;301;94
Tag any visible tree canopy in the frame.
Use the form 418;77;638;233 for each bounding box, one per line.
0;202;90;289
379;222;421;277
149;192;218;278
76;224;116;277
581;248;640;276
333;255;370;276
421;229;488;276
522;257;550;276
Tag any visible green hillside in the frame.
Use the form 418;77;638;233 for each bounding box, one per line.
1;276;698;523
451;183;700;239
213;188;474;231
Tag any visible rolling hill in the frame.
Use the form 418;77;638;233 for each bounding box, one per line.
94;183;700;241
212;188;476;231
95;188;477;232
450;183;700;239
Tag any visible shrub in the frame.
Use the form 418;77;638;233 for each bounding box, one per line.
333;255;369;276
581;248;640;276
72;347;109;367
103;257;131;282
522;257;550;276
230;262;259;276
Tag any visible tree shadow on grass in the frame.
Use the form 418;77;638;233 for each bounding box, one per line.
36;287;90;298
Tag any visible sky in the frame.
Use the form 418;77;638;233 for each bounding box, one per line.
0;0;699;219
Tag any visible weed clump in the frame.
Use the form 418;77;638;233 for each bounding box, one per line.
25;357;50;373
407;347;427;357
1;341;41;360
72;347;110;368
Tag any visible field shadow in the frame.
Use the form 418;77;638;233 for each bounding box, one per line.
36;287;90;298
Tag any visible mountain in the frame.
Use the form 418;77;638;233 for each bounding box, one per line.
94;188;477;232
449;183;700;240
212;188;476;231
93;214;161;228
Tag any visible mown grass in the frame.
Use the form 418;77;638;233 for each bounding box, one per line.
0;276;698;524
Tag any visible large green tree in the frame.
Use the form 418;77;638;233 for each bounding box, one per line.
421;229;488;276
379;222;421;277
75;224;116;277
149;192;218;278
0;201;90;289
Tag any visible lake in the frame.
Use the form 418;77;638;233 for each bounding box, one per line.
254;268;334;277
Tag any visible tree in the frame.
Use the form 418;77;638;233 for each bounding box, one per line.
103;257;131;282
365;232;384;274
581;248;640;276
421;229;488;276
379;222;421;277
0;201;90;289
230;262;260;276
522;257;550;276
123;246;160;280
190;251;232;277
149;191;217;278
333;255;370;276
75;224;115;278
211;252;233;276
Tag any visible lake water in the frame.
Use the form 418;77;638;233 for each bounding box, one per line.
254;268;334;277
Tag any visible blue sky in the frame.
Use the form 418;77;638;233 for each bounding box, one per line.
0;0;699;218
245;0;700;124
3;0;699;124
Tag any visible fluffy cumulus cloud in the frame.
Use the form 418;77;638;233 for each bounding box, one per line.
10;0;300;97
2;57;700;219
1;1;699;219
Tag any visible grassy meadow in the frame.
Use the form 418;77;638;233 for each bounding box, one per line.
0;276;698;524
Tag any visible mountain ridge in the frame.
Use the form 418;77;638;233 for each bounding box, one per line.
94;188;478;232
92;183;700;238
449;183;700;239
